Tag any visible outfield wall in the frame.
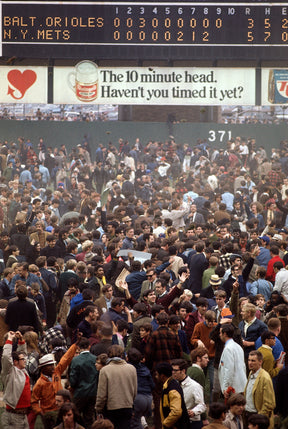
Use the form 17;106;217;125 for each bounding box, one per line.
0;121;287;157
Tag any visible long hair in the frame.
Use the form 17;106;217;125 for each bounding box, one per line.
57;402;81;423
24;331;40;353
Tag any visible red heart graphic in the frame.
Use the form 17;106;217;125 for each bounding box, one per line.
7;69;37;98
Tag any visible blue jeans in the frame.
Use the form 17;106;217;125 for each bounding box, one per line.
130;393;152;429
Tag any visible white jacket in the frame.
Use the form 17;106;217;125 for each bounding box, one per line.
180;376;206;422
218;339;247;393
1;341;29;408
274;268;288;301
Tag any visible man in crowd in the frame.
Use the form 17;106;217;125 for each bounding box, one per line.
218;324;247;397
239;303;267;360
96;345;137;429
171;359;206;429
69;337;98;428
5;284;40;334
244;350;275;429
156;362;190;429
1;331;30;429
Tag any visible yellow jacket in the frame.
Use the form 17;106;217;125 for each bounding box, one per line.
244;368;275;429
257;345;280;379
160;377;183;429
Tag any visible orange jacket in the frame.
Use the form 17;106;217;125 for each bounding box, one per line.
31;343;77;414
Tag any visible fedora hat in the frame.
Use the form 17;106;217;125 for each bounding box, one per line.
209;274;222;286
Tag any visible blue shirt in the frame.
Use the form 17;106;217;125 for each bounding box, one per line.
151;318;159;331
19;169;32;185
221;192;234;212
256;247;271;269
10;273;42;295
255;335;284;361
250;278;273;301
39;164;50;185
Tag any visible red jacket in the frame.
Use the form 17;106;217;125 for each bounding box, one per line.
266;255;284;282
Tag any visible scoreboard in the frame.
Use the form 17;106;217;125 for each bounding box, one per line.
1;1;288;60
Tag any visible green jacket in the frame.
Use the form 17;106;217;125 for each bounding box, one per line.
69;351;98;398
186;365;205;389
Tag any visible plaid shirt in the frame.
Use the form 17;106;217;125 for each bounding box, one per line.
39;327;67;354
219;253;232;271
145;326;182;370
267;170;281;188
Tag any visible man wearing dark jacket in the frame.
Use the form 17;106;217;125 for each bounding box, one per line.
63;241;78;263
58;259;79;301
100;298;133;332
222;245;260;298
66;289;95;331
40;235;63;259
5;284;40;333
36;256;58;328
10;224;30;261
125;260;171;301
221;264;240;300
122;175;135;198
69;337;98;428
239;303;267;359
187;242;209;293
0;268;13;299
76;305;99;339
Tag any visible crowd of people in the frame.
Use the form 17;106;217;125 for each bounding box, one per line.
0;107;114;122
0;133;288;429
2;105;288;124
221;116;288;125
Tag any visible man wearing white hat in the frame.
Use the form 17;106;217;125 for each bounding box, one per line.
200;274;223;302
31;335;81;428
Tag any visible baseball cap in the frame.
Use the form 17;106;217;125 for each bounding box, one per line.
258;235;270;244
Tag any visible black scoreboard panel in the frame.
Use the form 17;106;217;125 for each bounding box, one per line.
2;1;288;60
